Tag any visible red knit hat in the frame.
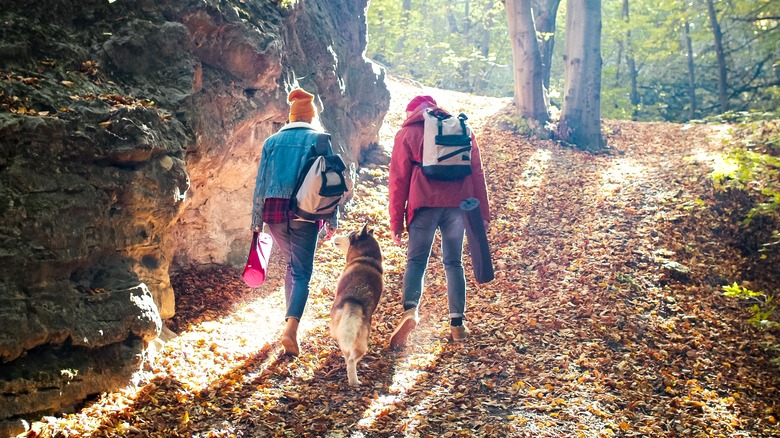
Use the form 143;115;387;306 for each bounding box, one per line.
406;95;436;112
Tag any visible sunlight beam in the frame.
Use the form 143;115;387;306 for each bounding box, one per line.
355;340;447;431
598;157;646;198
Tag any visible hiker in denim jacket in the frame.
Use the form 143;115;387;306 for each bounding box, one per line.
251;88;337;356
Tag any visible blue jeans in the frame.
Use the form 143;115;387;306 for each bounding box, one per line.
403;207;467;318
267;220;320;320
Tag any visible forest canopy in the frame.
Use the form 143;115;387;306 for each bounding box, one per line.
365;0;779;123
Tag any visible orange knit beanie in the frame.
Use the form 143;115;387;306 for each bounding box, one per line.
288;88;316;122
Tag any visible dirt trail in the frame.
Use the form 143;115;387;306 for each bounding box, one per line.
29;77;779;437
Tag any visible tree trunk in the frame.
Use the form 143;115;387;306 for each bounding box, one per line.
614;41;623;85
446;3;459;33
397;0;412;52
683;10;697;120
558;0;605;152
623;0;639;120
505;0;549;126
480;0;493;58
705;0;728;113
475;0;494;93
464;0;471;34
531;0;562;90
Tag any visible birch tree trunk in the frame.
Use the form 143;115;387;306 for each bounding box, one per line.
505;0;549;127
558;0;605;152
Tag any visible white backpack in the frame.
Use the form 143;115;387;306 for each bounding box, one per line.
416;109;473;180
290;133;348;221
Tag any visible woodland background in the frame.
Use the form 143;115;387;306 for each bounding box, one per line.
1;0;779;436
22;74;780;438
366;0;778;123
367;0;779;328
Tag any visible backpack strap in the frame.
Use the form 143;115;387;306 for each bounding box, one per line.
433;111;453;137
458;113;469;136
315;132;331;156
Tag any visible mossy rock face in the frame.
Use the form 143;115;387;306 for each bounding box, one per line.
0;0;389;420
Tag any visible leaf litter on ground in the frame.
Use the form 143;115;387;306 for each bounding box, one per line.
25;76;779;438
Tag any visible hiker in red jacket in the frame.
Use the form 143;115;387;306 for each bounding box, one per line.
388;95;490;349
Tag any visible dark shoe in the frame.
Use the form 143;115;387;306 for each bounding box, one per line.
389;308;419;350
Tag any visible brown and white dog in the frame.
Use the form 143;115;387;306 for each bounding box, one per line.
330;224;384;386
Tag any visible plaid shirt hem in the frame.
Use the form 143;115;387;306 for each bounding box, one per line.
262;197;326;229
262;198;293;224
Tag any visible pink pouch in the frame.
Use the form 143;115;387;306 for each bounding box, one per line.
242;232;273;287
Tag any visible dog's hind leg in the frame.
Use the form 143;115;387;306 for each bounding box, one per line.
346;350;364;386
336;303;369;386
345;328;369;386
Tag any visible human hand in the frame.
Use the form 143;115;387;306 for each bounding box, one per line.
324;225;336;241
392;232;404;246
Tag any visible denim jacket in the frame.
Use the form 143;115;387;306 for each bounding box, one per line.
251;122;338;231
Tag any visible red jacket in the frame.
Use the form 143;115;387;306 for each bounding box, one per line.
389;106;491;235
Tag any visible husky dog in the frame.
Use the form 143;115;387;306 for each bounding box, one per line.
330;224;384;386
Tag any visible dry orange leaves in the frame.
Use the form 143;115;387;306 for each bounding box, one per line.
24;78;779;437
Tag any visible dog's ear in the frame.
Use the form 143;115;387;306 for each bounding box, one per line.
360;223;370;237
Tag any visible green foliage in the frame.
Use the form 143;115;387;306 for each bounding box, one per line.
277;0;296;10
366;0;512;97
600;70;638;120
722;283;777;328
602;0;780;122
367;0;780;122
723;282;767;299
698;111;780;125
503;113;533;136
710;120;780;237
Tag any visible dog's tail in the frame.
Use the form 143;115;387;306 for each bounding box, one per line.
334;298;369;359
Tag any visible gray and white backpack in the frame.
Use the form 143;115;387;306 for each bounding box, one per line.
414;109;473;181
290;133;348;221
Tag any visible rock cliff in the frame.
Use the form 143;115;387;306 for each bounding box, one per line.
0;0;389;420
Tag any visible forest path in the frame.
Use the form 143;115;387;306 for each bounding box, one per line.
30;77;779;437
